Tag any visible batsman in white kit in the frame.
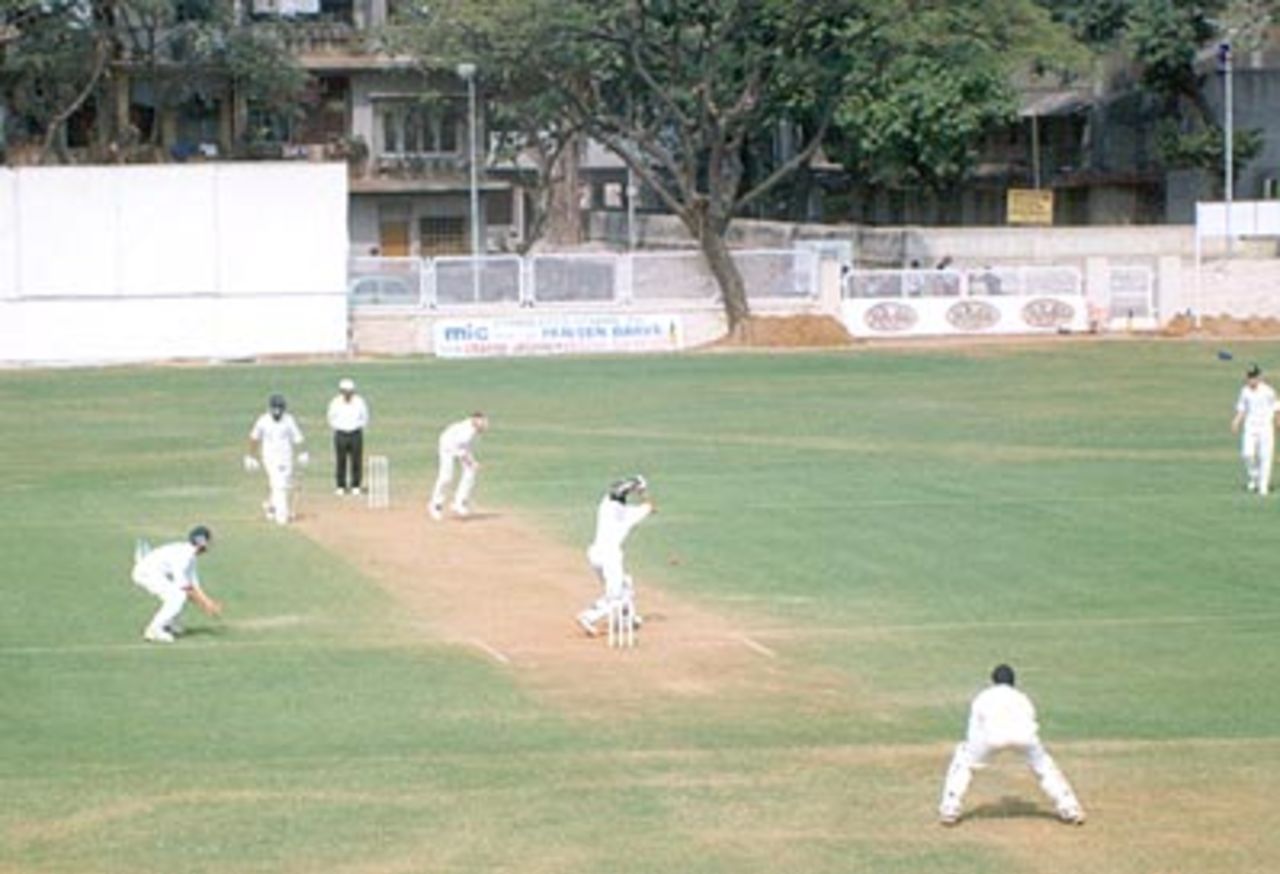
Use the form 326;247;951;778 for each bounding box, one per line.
244;393;308;525
430;412;488;520
131;526;222;643
1231;363;1278;495
576;475;655;637
938;664;1085;826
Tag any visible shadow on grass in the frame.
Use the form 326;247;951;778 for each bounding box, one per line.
959;796;1060;824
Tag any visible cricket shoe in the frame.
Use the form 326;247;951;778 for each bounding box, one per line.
429;503;444;521
261;500;273;521
164;622;184;637
351;487;362;496
452;503;470;517
335;487;347;496
1058;807;1086;826
143;628;175;644
576;613;598;637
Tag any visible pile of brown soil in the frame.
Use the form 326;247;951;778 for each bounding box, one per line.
715;314;856;348
1163;314;1280;337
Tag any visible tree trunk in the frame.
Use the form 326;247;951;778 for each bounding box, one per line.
688;213;750;334
40;39;109;164
544;131;583;248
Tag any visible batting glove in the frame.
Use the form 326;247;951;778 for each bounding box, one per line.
242;455;260;472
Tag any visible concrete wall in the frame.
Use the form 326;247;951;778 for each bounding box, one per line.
1192;258;1280;319
591;211;1196;266
0;163;349;366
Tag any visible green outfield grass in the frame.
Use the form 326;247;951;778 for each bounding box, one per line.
3;340;1279;873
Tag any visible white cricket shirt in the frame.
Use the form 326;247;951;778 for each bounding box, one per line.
967;684;1040;748
1236;382;1277;432
250;413;304;465
591;495;653;555
438;419;479;454
136;542;199;588
328;394;370;433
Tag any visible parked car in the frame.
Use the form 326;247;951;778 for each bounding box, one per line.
348;274;419;305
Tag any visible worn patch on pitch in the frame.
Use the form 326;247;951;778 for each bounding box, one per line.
295;494;875;722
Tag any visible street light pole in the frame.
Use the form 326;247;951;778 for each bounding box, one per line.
1220;41;1234;253
457;62;481;297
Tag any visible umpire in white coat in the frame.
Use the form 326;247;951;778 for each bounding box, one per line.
328;377;370;496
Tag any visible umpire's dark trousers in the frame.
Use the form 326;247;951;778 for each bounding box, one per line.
334;429;364;490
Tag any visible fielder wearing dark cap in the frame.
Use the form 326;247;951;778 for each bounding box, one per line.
938;664;1085;826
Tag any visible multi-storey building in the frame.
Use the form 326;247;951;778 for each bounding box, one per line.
2;0;523;257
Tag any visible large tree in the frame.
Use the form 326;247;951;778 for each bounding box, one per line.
1;0;306;163
1041;0;1274;190
395;0;852;333
831;0;1087;192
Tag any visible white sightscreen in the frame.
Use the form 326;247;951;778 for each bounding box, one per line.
216;163;348;295
0;163;349;365
0;170;16;300
15;167;118;296
115;165;219;296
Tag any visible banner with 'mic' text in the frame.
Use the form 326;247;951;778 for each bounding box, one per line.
433;314;685;358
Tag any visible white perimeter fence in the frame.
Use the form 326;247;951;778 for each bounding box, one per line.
347;249;821;308
840;264;1156;337
349;252;1155;322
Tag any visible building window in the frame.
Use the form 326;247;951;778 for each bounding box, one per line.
484;190;513;225
245;104;291;144
419;216;467;256
296;75;348;144
376;100;462;156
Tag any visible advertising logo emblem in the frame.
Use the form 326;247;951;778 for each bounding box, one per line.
946;300;1001;331
1022;298;1076;329
864;302;919;333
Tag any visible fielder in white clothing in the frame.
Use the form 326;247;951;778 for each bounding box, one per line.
938;664;1085;826
131;526;221;644
430;412;488;520
576;475;654;637
245;393;308;525
1231;364;1278;496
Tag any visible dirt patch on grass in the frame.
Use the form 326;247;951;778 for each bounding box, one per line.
1163;313;1280;337
294;495;855;719
712;314;857;348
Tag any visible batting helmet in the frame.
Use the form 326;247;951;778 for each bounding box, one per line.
607;475;648;503
991;664;1016;686
188;525;212;547
268;393;287;413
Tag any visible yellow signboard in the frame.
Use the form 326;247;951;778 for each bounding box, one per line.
1007;188;1054;226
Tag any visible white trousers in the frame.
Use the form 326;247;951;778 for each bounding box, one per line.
579;545;635;625
431;451;476;510
132;566;188;637
939;738;1082;820
265;462;294;524
1241;427;1275;495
